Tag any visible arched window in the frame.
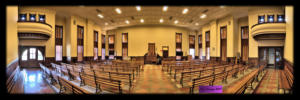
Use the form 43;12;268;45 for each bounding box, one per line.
22;50;28;61
38;50;44;61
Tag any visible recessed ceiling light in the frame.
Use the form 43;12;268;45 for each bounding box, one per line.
174;20;178;24
105;22;108;25
136;6;141;11
97;14;104;18
220;5;225;8
115;8;122;14
160;18;164;23
200;14;207;19
195;23;199;26
182;8;188;14
140;19;144;23
125;20;130;24
163;6;168;12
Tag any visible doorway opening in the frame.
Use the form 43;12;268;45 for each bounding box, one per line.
19;46;45;68
258;47;284;69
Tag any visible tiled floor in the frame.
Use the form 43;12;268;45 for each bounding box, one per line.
132;64;184;94
20;68;55;94
253;68;280;94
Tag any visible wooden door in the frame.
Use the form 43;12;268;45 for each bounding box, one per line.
148;43;155;56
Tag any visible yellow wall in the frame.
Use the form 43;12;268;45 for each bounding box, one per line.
6;6;19;66
284;6;294;64
111;25;191;57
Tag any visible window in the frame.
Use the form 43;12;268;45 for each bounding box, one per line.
189;48;195;59
102;48;106;60
94;48;98;60
77;26;84;62
199;48;203;60
258;15;265;23
38;50;44;61
206;47;210;60
241;26;249;62
277;15;285;22
94;31;98;60
205;31;210;60
29;14;36;22
77;46;83;61
29;48;36;59
39;15;45;23
19;14;26;21
55;26;63;61
267;15;274;23
176;33;182;60
55;45;62;61
21;50;28;61
122;33;128;57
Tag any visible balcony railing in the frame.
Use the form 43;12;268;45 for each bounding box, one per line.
251;21;285;29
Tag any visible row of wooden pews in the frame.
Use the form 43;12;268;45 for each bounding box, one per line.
278;62;293;94
46;60;143;94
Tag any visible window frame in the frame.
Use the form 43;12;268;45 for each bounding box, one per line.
29;13;36;22
267;15;275;23
55;25;63;61
258;15;265;24
39;14;46;23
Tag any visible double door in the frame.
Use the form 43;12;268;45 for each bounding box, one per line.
19;46;45;68
258;47;283;69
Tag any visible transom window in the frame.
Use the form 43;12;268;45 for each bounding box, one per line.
29;14;36;22
39;15;45;23
19;14;26;21
277;15;285;22
258;15;265;24
267;15;274;22
29;48;36;59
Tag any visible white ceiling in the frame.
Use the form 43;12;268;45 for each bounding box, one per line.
39;6;251;31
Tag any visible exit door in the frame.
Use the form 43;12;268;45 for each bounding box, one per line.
258;47;283;69
19;46;45;68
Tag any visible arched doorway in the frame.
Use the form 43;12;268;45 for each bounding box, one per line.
19;46;45;68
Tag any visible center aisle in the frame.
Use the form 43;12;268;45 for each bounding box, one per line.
132;64;183;93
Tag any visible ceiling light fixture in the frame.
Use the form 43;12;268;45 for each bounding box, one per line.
140;19;144;23
174;20;178;24
125;20;130;24
105;22;108;25
195;23;199;26
160;18;164;23
182;8;188;14
97;14;104;18
136;6;141;11
200;14;207;19
115;8;122;14
163;6;168;12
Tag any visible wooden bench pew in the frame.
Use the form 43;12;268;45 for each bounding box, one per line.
57;75;91;94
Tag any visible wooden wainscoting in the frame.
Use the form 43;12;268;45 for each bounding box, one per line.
6;59;23;93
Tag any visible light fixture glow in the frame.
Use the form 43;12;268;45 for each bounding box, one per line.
115;8;122;14
174;20;178;24
125;20;130;24
163;6;168;12
182;8;188;14
136;6;141;11
98;14;104;18
160;18;164;23
200;14;207;19
140;19;144;23
105;22;108;25
195;23;199;26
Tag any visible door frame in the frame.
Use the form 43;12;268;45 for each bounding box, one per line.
18;46;46;68
258;46;284;68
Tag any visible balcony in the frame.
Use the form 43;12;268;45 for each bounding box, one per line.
251;22;286;40
17;21;52;40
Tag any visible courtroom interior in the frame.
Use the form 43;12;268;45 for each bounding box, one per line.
6;5;294;94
